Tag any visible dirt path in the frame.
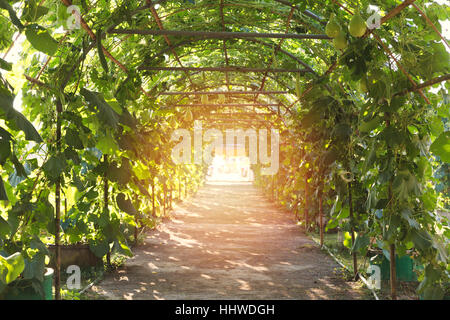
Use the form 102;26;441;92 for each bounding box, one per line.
91;181;370;300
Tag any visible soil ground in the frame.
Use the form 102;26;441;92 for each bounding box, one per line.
90;181;371;300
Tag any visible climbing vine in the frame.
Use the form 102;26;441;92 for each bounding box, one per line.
0;0;449;300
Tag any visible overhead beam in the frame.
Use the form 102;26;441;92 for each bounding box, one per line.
170;103;280;107
108;29;331;40
205;113;274;116
160;91;288;96
200;118;270;122
139;66;309;73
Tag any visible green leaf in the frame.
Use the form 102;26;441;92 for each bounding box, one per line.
96;28;109;74
0;134;11;165
322;147;339;166
382;126;404;148
65;128;84;150
42;154;67;180
0;58;12;71
12;111;43;143
343;231;354;249
0;215;11;238
114;240;133;257
422;286;445;300
430;131;450;162
410;228;432;252
116;193;138;215
25;25;58;56
89;239;110;258
352;233;370;253
22;252;45;282
96;132;119;155
0;176;8;201
0;252;25;284
0;0;24;29
400;208;419;229
0;89;43;143
22;3;49;22
80;88;120;129
359;116;381;133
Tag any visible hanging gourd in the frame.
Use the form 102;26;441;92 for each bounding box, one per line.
325;14;342;38
295;72;301;98
333;31;348;50
201;94;208;105
359;77;368;93
349;11;367;37
186;109;193;122
218;94;225;104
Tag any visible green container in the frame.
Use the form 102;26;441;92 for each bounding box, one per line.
370;254;417;282
4;268;53;300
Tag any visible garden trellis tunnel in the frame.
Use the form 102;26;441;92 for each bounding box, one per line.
0;0;449;300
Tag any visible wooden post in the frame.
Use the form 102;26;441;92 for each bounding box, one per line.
305;173;309;232
163;181;166;216
170;188;173;209
385;113;397;300
319;184;324;248
388;178;397;300
271;175;275;200
390;243;397;300
134;194;138;245
348;181;358;280
178;175;181;200
151;177;155;216
103;155;111;268
54;99;62;300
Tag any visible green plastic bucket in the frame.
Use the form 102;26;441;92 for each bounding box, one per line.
370;254;418;282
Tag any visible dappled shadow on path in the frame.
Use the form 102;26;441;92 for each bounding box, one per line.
92;182;369;300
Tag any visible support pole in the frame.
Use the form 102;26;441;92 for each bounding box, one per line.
104;155;111;269
305;172;309;232
139;66;309;73
151;177;155;216
108;28;331;40
319;184;324;248
385;113;397;300
54;99;62;300
178;174;181;200
348;181;358;280
163;181;166;216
